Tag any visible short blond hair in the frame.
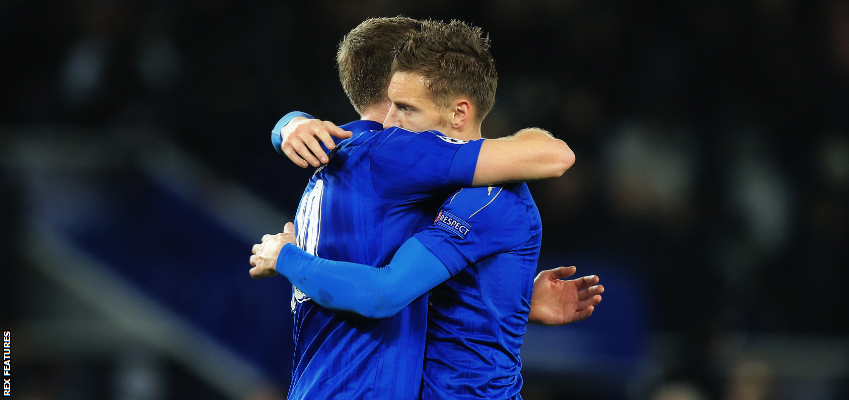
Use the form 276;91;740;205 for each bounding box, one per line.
336;17;423;114
392;20;498;122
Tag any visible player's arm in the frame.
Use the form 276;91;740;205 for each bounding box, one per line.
249;223;450;319
270;112;353;168
369;128;573;204
372;126;574;199
250;223;602;323
272;112;572;184
471;128;575;186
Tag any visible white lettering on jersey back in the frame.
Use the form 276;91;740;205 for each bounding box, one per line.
291;179;325;310
292;286;310;310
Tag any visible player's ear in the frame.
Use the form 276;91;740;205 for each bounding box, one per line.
450;98;472;129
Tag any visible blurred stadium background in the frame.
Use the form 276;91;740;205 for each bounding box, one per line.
1;0;848;399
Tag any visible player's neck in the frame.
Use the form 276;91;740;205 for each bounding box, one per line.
449;123;483;141
359;102;390;124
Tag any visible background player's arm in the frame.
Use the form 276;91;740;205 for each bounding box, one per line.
250;224;450;319
472;128;575;186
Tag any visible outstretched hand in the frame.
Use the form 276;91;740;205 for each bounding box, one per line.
528;266;604;326
279;117;352;168
249;222;297;279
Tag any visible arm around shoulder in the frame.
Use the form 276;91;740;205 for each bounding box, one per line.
471;128;575;187
513;128;576;176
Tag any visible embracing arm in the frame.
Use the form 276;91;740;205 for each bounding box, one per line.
472;128;575;186
249;224;603;323
272;113;571;182
255;229;450;318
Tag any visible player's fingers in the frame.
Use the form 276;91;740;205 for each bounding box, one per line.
574;295;601;316
574;275;599;290
579;294;602;308
316;121;342;150
324;120;353;139
252;243;261;255
249;266;263;279
577;284;603;301
283;222;295;234
544;266;576;280
282;146;310;168
594;284;604;295
573;305;595;322
290;136;323;167
300;129;330;165
315;131;336;158
249;254;258;267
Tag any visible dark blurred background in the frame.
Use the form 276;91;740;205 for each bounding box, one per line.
2;0;848;399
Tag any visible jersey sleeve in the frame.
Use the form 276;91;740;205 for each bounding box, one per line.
370;128;483;198
414;186;532;276
275;238;450;319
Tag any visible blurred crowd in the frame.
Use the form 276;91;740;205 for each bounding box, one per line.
2;0;848;399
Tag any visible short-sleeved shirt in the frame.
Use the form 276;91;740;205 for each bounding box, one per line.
415;184;542;399
289;119;483;400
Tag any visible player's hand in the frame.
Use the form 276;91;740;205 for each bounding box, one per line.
249;222;297;279
280;117;352;168
528;266;603;326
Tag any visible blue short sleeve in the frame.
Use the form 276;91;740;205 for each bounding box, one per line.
446;137;484;187
370;128;483;197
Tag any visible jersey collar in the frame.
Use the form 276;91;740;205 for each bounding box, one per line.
340;119;384;135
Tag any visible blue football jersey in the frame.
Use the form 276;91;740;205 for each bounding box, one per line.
414;184;542;399
288;119;482;400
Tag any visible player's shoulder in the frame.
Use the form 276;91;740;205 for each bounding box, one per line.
322;121;384;160
442;184;525;214
451;183;527;201
432;185;532;238
336;120;383;144
339;119;383;134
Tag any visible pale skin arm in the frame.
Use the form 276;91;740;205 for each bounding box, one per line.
249;226;603;325
277;119;574;183
472;128;575;186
